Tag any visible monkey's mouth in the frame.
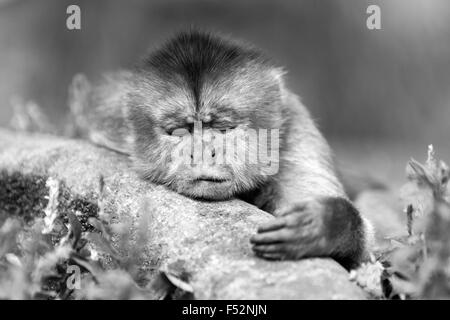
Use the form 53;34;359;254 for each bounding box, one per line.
194;176;229;183
183;175;234;200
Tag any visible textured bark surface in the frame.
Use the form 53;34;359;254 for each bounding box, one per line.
0;129;366;299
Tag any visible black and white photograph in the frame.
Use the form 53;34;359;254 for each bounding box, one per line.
0;0;450;306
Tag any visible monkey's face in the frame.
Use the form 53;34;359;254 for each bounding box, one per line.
128;67;284;200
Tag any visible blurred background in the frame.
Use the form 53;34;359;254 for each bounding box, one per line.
0;0;449;187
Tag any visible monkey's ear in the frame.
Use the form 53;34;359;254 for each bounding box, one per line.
270;67;287;82
269;67;289;102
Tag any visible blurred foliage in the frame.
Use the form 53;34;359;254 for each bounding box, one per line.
0;175;190;300
350;145;450;299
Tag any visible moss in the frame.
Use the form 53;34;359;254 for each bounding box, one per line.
0;170;98;230
0;170;48;222
57;185;98;232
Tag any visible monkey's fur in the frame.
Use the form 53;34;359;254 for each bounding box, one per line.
70;30;373;270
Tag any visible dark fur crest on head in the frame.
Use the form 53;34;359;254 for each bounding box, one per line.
136;30;274;110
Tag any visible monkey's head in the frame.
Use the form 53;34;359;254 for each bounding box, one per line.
127;31;286;200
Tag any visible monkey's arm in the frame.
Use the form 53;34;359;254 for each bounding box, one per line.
250;92;372;270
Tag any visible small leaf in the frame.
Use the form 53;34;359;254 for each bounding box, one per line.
84;233;121;262
68;212;83;248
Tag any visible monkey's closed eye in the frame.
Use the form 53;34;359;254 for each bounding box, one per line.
216;126;237;134
166;128;190;137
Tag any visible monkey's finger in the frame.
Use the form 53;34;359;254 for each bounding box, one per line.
254;251;284;261
283;240;323;260
250;229;293;244
252;244;287;254
257;219;287;232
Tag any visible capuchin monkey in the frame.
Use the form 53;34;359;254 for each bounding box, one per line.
70;30;373;270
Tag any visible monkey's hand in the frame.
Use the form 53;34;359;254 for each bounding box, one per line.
250;197;366;268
